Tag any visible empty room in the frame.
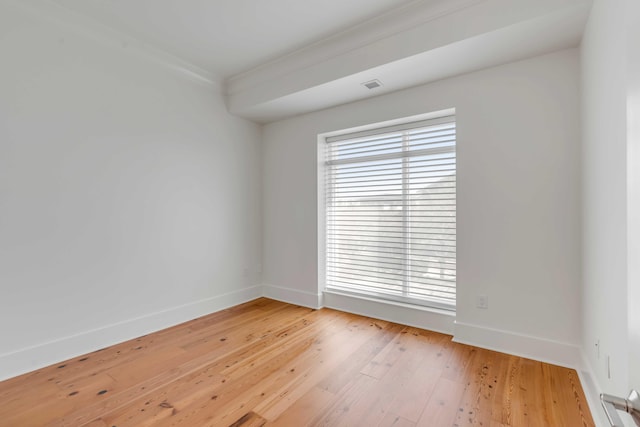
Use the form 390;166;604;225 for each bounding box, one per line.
1;0;639;426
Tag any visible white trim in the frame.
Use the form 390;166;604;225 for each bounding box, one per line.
0;284;608;426
323;289;454;335
262;284;324;309
578;351;609;427
226;0;484;94
452;321;582;370
319;109;457;312
4;0;221;89
321;109;457;140
0;285;262;382
325;114;456;143
317;137;328;302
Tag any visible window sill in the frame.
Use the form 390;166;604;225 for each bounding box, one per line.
323;289;455;335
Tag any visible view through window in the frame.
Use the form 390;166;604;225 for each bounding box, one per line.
324;114;456;310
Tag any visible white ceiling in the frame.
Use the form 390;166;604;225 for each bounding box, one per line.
43;0;592;123
50;0;417;78
226;0;592;122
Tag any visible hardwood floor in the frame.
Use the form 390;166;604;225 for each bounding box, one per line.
0;298;594;427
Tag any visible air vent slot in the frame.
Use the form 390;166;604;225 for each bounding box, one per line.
362;79;383;89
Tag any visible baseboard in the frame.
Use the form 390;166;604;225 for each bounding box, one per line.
578;351;609;427
1;284;607;427
451;322;607;426
0;285;262;382
452;321;582;370
323;289;455;335
262;284;323;309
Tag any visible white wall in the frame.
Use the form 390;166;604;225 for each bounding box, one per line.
263;49;582;365
627;0;640;394
580;1;640;423
580;0;631;402
0;3;262;380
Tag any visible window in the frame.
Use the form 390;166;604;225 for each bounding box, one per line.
324;114;456;310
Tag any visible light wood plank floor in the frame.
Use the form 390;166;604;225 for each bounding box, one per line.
0;298;594;427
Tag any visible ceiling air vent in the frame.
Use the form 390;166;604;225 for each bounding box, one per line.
362;79;383;90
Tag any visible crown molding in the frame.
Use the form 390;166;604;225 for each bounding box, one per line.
4;0;222;90
226;0;590;122
226;0;485;95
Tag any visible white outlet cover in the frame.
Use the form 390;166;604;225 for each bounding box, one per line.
476;295;489;309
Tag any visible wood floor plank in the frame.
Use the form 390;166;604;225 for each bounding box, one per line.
441;341;478;383
518;358;552;427
248;314;385;421
453;348;500;426
360;325;416;379
228;411;267;427
416;377;466;427
0;298;595;427
1;299;290;417
378;412;416;427
264;386;336;427
490;353;518;426
48;304;316;426
380;341;441;421
316;320;404;394
5;299;282;395
312;373;381;427
93;311;342;426
543;364;593;427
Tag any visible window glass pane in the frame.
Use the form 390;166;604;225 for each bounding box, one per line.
325;116;456;309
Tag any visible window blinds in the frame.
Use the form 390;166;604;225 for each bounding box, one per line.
325;115;456;309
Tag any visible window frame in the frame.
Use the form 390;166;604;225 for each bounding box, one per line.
318;110;457;312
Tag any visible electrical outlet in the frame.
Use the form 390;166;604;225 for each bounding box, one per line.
476;295;489;309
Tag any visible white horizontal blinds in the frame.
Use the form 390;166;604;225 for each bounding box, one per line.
325;115;456;309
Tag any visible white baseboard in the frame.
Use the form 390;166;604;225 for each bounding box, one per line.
452;321;582;370
453;322;612;424
1;283;608;427
577;351;609;427
0;285;262;382
262;284;323;309
323;289;455;335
